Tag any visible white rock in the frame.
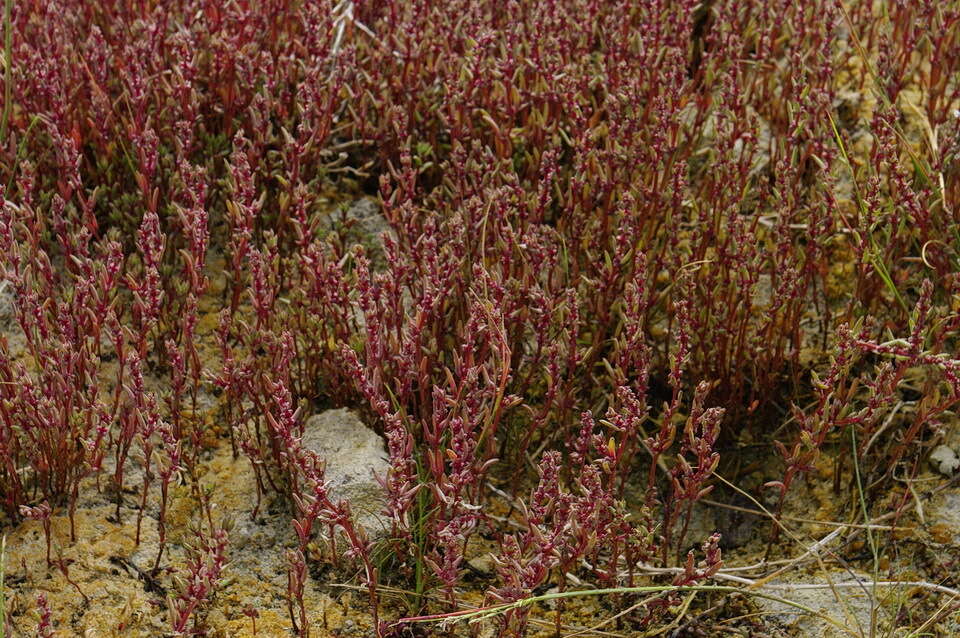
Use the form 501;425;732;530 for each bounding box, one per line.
300;408;390;537
929;489;960;544
930;444;960;476
755;570;877;638
324;198;390;242
344;198;390;238
0;280;14;328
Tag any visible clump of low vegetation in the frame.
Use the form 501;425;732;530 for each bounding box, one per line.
1;0;959;636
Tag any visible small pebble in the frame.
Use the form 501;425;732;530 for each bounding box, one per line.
930;444;959;476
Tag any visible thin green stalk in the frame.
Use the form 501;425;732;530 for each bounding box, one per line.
5;113;38;193
413;459;429;607
0;0;11;145
827;111;911;324
397;584;861;637
381;385;432;612
850;426;880;638
837;3;935;190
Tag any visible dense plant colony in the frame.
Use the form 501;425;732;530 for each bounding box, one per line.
1;0;959;635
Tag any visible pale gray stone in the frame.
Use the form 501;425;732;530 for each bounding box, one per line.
300;408;390;538
929;489;960;544
344;197;389;238
754;570;878;638
0;280;14;328
930;444;960;476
